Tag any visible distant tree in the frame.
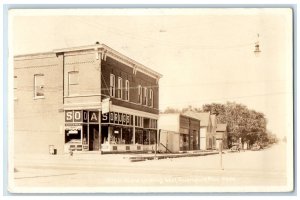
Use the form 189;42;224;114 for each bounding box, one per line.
162;107;181;114
202;102;268;147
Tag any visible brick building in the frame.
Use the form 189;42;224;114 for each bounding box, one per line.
14;43;162;154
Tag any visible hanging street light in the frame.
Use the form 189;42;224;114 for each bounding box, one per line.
254;33;261;56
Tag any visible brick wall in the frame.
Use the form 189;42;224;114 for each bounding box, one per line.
14;53;64;154
101;56;159;114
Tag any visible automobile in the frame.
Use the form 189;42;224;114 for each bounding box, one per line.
228;145;240;153
251;144;261;151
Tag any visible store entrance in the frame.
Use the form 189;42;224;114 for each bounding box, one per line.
89;125;99;151
101;126;109;144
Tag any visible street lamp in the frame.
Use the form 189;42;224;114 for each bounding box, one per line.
254;34;261;56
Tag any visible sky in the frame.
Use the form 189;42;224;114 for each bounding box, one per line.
10;9;293;138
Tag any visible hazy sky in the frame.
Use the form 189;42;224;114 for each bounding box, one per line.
10;9;293;138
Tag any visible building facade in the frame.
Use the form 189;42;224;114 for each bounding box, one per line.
14;43;162;154
158;113;200;152
215;123;228;150
183;111;214;150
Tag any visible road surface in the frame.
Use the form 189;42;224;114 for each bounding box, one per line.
11;142;290;192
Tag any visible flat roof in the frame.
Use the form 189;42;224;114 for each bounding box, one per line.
14;43;162;79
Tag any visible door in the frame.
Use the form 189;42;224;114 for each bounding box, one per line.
89;125;99;151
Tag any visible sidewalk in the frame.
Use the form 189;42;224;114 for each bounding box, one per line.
14;149;221;167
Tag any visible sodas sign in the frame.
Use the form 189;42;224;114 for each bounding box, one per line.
65;110;88;122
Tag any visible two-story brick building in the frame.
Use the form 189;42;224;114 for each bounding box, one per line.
14;43;162;154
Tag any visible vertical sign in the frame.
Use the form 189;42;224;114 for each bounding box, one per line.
102;112;109;123
110;112;114;123
83;110;88;123
118;113;122;124
74;110;82;122
65;110;73;122
89;111;99;123
114;112;119;124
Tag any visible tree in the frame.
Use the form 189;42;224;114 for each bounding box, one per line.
202;102;268;147
162;107;181;114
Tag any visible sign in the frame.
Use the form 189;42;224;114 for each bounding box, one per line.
89;111;99;123
102;98;111;113
65;110;87;123
65;111;73;122
102;112;109;123
101;112;133;126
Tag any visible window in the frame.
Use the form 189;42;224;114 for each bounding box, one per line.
117;77;122;99
149;89;153;107
138;85;142;104
68;71;79;96
125;80;129;101
143;87;148;105
34;74;44;98
110;74;115;97
14;76;17;100
135;116;144;128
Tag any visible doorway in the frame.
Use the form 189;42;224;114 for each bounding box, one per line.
89;125;99;151
101;126;109;144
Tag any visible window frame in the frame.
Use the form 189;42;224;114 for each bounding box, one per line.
117;77;123;99
149;89;154;107
110;74;115;97
143;87;148;106
68;71;79;96
125;80;130;101
138;85;142;104
34;74;45;99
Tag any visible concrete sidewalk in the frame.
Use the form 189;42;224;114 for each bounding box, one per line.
14;149;221;166
125;151;220;162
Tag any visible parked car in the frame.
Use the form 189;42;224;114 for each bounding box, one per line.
251;144;261;151
228;144;240;153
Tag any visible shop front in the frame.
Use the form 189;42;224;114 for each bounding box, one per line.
64;110;158;153
100;112;158;152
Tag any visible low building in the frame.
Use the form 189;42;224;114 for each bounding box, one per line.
158;113;200;153
215;123;228;149
182;111;214;150
14;43;162;154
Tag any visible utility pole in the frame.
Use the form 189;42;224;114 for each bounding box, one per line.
219;139;224;170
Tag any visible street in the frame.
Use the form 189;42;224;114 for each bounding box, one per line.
11;142;288;192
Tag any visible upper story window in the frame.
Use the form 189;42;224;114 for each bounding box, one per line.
14;76;17;100
149;89;153;107
34;74;44;98
117;77;123;99
143;87;148;106
110;74;115;97
125;80;129;101
138;85;142;104
68;71;79;96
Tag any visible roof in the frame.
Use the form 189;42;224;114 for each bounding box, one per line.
14;43;162;80
216;124;227;132
183;111;211;127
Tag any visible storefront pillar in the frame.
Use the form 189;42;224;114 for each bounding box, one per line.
99;110;102;154
133;115;136;144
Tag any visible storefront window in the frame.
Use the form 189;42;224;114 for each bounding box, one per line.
122;127;133;144
149;130;157;144
180;134;189;151
82;125;88;145
143;130;150;145
110;127;121;144
65;128;81;143
135;129;143;145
